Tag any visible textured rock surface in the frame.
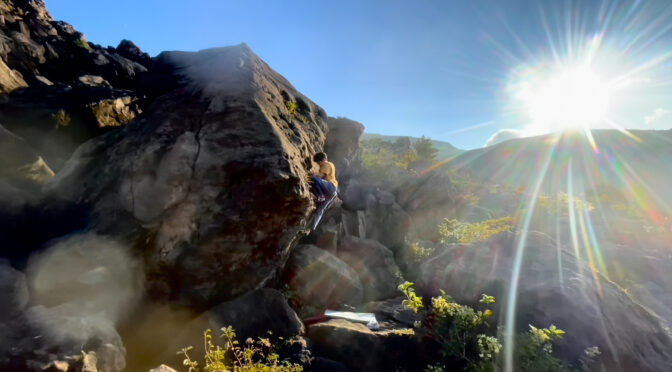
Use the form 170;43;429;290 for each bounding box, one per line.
419;231;672;372
336;236;403;302
283;244;363;310
364;190;411;252
47;44;328;307
0;58;27;93
0;305;126;371
324;116;364;183
0;0;150;90
0;85;142;170
0;123;53;185
307;319;418;372
395;170;459;240
204;288;304;341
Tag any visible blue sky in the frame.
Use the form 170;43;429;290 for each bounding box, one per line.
47;0;672;149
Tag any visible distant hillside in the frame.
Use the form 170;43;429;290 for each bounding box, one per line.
362;132;464;160
447;129;672;209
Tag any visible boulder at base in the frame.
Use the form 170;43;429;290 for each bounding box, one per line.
337;236;403;302
204;288;304;342
419;231;672;372
283;244;364;312
307;319;419;372
47;44;328;308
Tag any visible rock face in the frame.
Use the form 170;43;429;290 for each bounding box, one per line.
419;232;672;372
47;44;328;308
395;170;459;240
283;244;364;312
336;236;403;302
0;85;142;170
205;288;304;341
324;116;364;183
0;123;53;187
364;190;411;252
307;319;418;372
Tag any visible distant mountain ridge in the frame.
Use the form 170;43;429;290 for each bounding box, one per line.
362;132;463;160
447;128;672;208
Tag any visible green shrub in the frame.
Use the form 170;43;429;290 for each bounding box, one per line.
399;282;500;371
178;327;303;372
398;282;590;372
515;325;573;372
76;37;92;51
439;217;513;245
360;138;416;187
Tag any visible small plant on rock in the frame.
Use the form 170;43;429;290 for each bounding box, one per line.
52;109;72;128
285;101;299;116
178;326;303;372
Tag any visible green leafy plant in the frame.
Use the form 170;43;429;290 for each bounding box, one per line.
178;327;303;372
410;241;436;266
399;281;424;313
398;283;589;372
515;325;573;372
399;282;500;371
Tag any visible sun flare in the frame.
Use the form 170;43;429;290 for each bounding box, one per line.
513;65;613;136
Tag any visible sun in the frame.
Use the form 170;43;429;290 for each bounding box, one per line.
513;65;613;135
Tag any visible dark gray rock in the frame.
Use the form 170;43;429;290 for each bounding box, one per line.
419;231;672;372
283;244;363;311
324;116;364;184
307;319;417;372
337;236;403;302
205;288;304;341
47;44;328;308
365;191;411;253
0;259;28;321
0;84;142;170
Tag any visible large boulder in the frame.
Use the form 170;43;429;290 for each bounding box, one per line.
0;58;27;93
47;44;328;308
337;236;403;302
0;233;144;371
283;244;364;312
418;231;672;372
204;288;304;341
307;319;418;372
364;190;411;252
0;305;126;372
324;116;365;183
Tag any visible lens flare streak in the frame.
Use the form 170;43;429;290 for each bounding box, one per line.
504;136;558;372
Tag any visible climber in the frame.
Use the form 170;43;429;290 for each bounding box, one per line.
310;152;338;203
